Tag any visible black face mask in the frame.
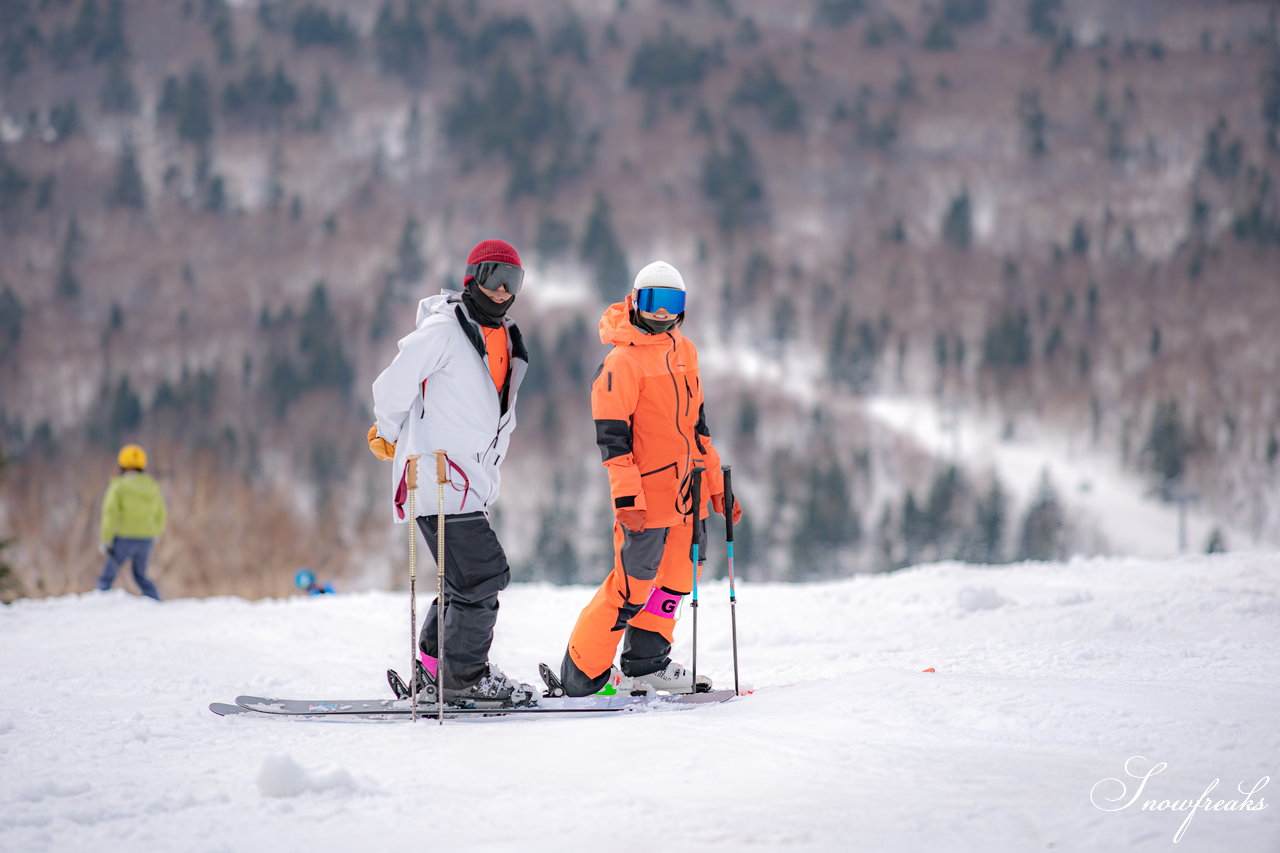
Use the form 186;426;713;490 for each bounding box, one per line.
462;281;514;328
631;310;682;335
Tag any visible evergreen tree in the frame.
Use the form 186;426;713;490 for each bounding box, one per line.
964;479;1007;563
1017;472;1065;561
373;0;428;83
627;23;713;95
299;282;353;391
93;0;129;63
395;215;425;290
1143;400;1191;494
1018;89;1048;158
0;436;19;599
0;284;23;364
100;61;138;113
579;192;630;301
292;4;358;51
178;67;215;144
944;0;989;27
203;0;236;64
700;129;767;233
923;17;956;51
1070;219;1090;255
791;463;860;577
942;190;973;249
531;482;581;584
109;140;146;210
56;216;85;299
732;59;802;132
106;376;143;440
158;76;181;115
828;305;882;392
1263;47;1280;151
401;100;422;159
549;13;590;64
900;492;928;566
981;308;1032;369
50;99;82;140
535;213;572;260
814;0;866;28
1028;0;1062;41
922;465;965;552
0;152;30;213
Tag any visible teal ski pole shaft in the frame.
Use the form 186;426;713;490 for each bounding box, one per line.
723;465;740;695
690;466;705;693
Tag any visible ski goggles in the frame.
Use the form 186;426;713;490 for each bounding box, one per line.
466;261;524;294
634;287;686;315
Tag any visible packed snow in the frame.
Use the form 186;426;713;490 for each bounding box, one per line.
2;553;1277;853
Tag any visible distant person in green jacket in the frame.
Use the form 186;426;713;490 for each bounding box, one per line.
97;444;167;600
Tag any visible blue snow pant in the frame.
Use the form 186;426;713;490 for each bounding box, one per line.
97;537;161;600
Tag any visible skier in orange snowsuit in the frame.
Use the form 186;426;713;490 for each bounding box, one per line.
560;261;741;696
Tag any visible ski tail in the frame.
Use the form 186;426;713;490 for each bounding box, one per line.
538;662;566;697
387;659;437;701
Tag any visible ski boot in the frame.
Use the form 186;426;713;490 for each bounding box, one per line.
441;664;538;709
631;661;712;694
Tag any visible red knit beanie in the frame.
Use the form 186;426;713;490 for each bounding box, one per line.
464;238;521;286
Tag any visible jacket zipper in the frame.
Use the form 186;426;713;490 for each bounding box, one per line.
665;333;695;516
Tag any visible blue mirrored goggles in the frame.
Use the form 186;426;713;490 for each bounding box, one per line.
634;287;686;315
466;261;524;294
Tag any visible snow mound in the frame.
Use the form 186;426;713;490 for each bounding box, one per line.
956;584;1009;612
257;754;360;798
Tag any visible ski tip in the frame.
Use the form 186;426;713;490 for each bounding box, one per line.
209;702;251;716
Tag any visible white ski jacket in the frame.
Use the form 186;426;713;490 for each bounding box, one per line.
372;291;529;522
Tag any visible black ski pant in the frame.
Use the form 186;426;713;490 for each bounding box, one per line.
415;512;510;690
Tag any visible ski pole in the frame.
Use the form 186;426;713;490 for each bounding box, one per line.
723;465;740;695
405;455;420;722
434;449;448;725
690;466;704;693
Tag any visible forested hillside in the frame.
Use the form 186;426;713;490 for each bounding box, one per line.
1;0;1278;598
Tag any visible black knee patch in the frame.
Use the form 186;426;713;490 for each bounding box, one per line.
610;599;644;632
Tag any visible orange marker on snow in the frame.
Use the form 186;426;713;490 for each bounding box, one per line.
922;667;936;673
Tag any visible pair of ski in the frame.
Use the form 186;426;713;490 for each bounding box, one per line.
211;663;738;722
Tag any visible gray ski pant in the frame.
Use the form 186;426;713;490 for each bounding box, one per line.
415;512;510;689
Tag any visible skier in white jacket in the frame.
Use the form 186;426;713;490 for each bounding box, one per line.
368;238;535;706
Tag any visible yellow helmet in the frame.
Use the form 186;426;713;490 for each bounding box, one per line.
117;444;147;470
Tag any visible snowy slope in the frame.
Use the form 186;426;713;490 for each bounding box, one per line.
2;555;1277;853
866;396;1250;556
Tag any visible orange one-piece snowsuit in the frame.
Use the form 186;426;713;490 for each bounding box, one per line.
561;295;725;692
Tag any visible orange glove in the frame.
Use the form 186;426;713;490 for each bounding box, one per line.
711;493;742;524
616;508;646;532
367;424;396;461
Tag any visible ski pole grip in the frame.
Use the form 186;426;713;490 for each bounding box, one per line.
405;455;419;491
722;465;734;542
434;450;447;485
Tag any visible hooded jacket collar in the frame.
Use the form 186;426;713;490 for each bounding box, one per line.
599;295;685;348
415;291;528;364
